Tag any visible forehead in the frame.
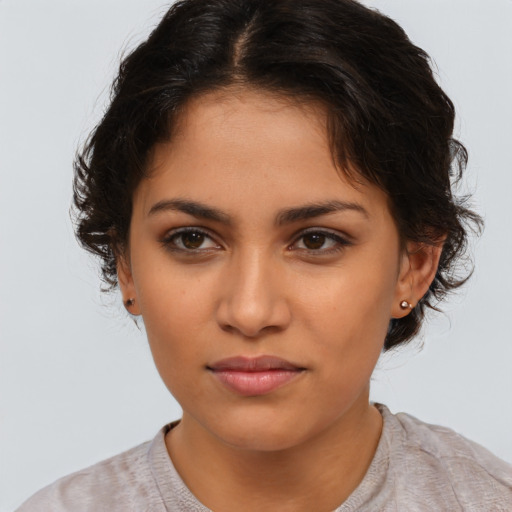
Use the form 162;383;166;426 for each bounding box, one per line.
168;88;330;166
137;89;391;222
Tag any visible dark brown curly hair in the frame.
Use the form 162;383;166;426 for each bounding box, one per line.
73;0;482;350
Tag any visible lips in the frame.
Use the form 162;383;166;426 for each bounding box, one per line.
207;356;305;396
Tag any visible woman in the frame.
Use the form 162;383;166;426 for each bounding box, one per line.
16;0;512;510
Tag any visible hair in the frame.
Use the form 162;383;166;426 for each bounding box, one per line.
73;0;482;350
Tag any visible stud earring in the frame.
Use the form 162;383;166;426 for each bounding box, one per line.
400;300;413;310
125;298;135;307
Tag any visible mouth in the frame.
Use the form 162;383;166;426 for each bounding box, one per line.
207;355;306;396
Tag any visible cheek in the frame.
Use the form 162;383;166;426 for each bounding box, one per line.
295;254;398;373
137;280;210;401
299;267;397;340
133;260;222;380
301;279;391;411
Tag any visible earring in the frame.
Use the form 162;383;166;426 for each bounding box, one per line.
125;298;135;307
400;300;413;310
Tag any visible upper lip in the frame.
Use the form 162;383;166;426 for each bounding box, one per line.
207;355;304;372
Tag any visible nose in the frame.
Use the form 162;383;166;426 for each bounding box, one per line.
215;249;291;339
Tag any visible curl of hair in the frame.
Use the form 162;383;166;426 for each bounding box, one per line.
73;0;483;350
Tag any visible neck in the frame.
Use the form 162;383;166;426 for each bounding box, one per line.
165;396;382;512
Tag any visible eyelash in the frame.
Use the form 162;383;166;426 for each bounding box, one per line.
290;228;352;255
160;227;220;254
160;227;352;256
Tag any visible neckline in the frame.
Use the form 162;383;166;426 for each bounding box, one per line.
148;404;394;511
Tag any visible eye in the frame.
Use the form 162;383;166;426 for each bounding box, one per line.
162;228;221;252
291;229;351;254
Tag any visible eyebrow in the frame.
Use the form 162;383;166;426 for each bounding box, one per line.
275;200;368;225
148;198;232;224
147;198;368;225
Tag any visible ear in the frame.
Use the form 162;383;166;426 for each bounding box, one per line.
117;252;141;315
391;240;444;319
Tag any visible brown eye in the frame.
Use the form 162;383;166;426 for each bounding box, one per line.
180;231;206;249
163;228;220;252
302;233;327;250
292;229;350;254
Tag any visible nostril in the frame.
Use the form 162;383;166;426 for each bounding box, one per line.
219;321;284;339
219;323;235;334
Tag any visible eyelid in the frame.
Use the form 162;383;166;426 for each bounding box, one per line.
289;227;352;252
160;226;222;251
160;225;352;255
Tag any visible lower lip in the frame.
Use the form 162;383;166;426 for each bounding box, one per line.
210;369;303;396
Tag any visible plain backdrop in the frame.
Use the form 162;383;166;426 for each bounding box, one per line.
1;1;511;510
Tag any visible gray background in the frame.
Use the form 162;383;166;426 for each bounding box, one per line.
1;1;511;510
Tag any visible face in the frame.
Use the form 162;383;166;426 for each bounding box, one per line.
119;89;413;452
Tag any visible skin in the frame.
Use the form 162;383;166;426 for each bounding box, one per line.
118;89;442;511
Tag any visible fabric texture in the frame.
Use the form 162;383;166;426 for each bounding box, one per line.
16;404;512;511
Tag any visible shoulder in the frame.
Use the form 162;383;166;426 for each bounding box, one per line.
377;404;512;510
15;431;167;512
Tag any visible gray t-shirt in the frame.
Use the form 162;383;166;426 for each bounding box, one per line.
16;404;512;511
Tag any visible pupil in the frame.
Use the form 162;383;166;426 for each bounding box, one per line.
304;233;325;249
183;232;204;249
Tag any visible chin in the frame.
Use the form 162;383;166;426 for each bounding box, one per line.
205;408;323;453
220;428;305;453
